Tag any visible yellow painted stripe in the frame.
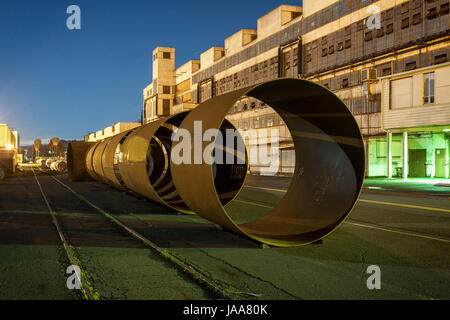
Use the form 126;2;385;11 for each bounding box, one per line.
245;185;287;193
237;192;450;243
234;199;273;209
358;199;450;214
345;221;450;243
245;185;450;213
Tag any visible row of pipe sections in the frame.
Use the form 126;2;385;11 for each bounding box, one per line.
37;158;67;172
68;78;365;247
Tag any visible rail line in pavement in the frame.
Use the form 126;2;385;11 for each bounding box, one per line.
50;175;243;300
31;168;96;300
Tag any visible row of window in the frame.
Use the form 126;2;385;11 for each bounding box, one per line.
342;94;382;115
304;0;449;75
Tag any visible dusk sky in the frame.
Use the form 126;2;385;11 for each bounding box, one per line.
0;0;301;145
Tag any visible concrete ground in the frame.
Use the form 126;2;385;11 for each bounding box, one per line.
0;172;449;299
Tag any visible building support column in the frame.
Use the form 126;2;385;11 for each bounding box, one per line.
364;139;369;177
403;131;408;180
387;132;392;178
446;137;449;179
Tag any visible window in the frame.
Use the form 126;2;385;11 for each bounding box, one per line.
163;52;171;59
434;53;447;64
405;61;416;71
162;85;170;94
376;27;384;38
412;13;422;25
163;99;170;114
328;45;334;54
345;39;351;49
382;67;392;76
424;72;435;104
426;8;437;19
401;17;410;29
386;23;393;34
364;30;373;41
441;3;449;15
342;78;349;88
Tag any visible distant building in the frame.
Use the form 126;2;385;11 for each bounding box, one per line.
0;123;19;173
85;122;141;142
142;1;450;178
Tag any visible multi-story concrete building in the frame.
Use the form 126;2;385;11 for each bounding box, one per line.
85;122;141;142
142;0;450;178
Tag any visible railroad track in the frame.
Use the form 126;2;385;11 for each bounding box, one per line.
31;169;242;300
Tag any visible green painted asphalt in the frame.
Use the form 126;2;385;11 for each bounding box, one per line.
1;174;449;300
71;246;213;300
0;245;74;300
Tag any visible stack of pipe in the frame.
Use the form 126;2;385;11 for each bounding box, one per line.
67;79;365;247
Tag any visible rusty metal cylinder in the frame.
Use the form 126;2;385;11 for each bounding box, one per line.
68;78;365;247
170;78;365;246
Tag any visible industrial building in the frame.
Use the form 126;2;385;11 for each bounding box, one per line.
85;122;141;142
0;123;20;173
141;0;449;178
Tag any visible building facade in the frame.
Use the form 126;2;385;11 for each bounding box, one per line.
0;123;19;173
142;0;450;178
85;122;141;142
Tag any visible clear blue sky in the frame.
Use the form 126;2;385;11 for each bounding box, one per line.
0;0;301;145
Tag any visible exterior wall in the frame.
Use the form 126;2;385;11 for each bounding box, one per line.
382;63;450;131
0;124;18;149
140;1;450;176
0;124;18;173
85;122;141;142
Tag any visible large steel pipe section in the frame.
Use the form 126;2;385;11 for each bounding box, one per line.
170;78;365;247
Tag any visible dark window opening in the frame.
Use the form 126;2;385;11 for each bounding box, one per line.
306;54;312;62
322;48;328;57
426;8;437;19
162;99;170;115
364;31;373;41
345;39;351;48
162;85;170;94
337;42;344;51
434;53;447;64
405;61;417;71
342;78;349;88
412;13;422;25
357;21;364;31
401;17;410;28
328;45;334;54
163;52;171;59
345;26;351;36
382;67;392;76
440;3;449;15
401;3;409;14
386;23;394;34
376;27;384;38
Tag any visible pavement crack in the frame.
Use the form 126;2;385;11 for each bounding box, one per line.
196;248;302;300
